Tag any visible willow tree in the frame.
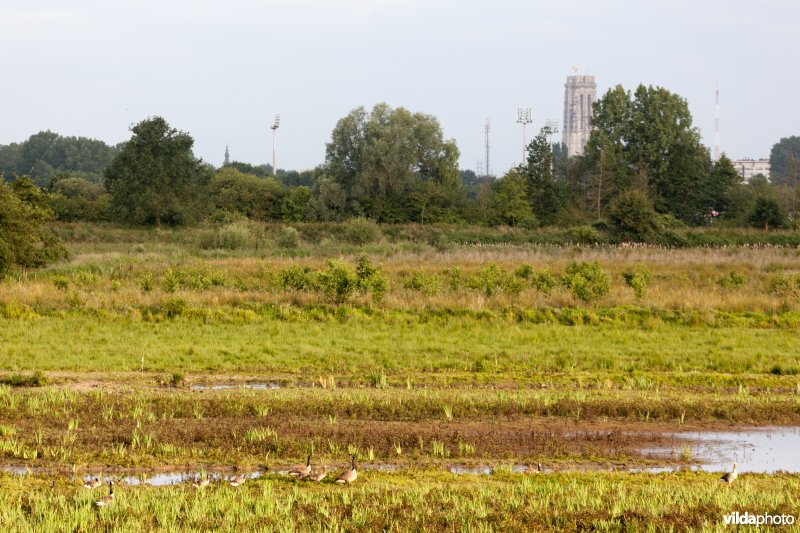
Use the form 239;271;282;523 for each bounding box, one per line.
324;103;463;222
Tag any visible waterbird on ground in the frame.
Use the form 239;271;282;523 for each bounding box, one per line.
83;477;102;489
95;481;115;507
524;463;543;474
720;462;738;484
303;467;327;482
289;453;312;477
193;476;210;488
229;474;247;487
336;456;357;484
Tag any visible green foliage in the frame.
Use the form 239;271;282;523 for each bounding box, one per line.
514;264;534;280
0;176;67;276
561;261;610;302
607;189;657;241
276;226;300;249
52;276;69;292
280;186;312;222
278;266;315;291
208;167;285;221
717;271;746;289
585;84;725;223
469;263;504;297
170;372;185;387
104;117;211;225
468;264;523;297
324;103;463;222
568;225;604;244
768;273;800;303
355;255;389;302
403;271;442;295
622;266;652;298
531;269;558;295
343;217;381;245
48;176;111;221
488;170;537;228
0;131;116;185
749;196;786;230
520;126;562;225
204;222;253;250
315;260;358;304
769;136;800;183
0;371;47;387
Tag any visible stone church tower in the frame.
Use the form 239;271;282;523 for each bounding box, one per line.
562;75;597;157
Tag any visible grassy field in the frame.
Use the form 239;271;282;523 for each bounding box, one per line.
1;222;799;530
3;471;799;531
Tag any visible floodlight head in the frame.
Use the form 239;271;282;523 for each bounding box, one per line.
271;114;280;130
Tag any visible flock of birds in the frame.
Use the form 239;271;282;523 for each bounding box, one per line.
81;457;740;507
82;453;358;507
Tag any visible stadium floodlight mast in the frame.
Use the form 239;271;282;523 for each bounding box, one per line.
270;114;280;176
545;119;559;173
516;108;532;165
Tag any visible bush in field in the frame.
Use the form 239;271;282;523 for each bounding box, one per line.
568;225;605;245
445;267;464;291
608;189;657;242
343;217;381;245
206;222;252;250
717;271;746;289
316;260;358;304
531;269;558;295
561;261;610;302
469;264;505;297
768;273;800;303
355;255;389;302
404;271;442;295
162;266;226;293
622;266;652;298
276;226;300;249
469;264;524;297
0;177;67;276
514;264;534;280
279;265;315;291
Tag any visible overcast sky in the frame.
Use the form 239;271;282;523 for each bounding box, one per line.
2;0;797;174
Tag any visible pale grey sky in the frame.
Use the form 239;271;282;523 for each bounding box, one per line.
2;0;797;174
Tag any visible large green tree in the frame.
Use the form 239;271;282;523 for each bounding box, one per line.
584;84;726;223
104;117;211;225
324;103;463;222
0;131;116;185
488;169;537;228
0;176;67;276
769;136;800;184
520;125;564;225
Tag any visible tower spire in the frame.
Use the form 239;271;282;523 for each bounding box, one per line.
224;145;230;166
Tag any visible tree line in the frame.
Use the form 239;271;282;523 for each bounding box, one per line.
2;85;799;239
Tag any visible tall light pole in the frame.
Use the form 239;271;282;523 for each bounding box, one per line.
270;114;280;176
545;119;559;174
516;108;532;165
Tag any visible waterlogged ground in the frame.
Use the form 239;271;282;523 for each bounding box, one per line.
1;230;800;530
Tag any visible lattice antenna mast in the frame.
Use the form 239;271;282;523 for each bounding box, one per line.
484;119;491;178
516;108;532;165
714;83;720;161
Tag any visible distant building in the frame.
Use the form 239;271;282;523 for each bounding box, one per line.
562;75;596;157
224;145;230;166
732;158;770;181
